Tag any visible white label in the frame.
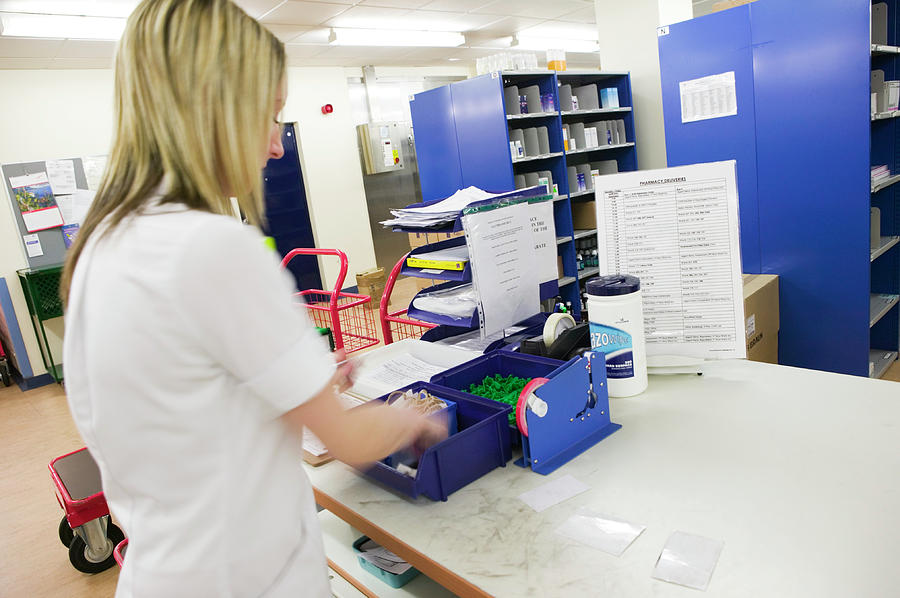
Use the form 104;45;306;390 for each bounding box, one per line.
658;26;670;36
23;233;43;257
745;313;756;338
679;72;738;123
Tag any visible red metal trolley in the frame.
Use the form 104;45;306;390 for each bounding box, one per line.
281;248;379;354
379;252;438;345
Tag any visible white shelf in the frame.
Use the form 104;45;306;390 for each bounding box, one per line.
318;510;456;598
556;70;630;77
568;189;594;200
573;229;596;240
872;110;900;121
871;236;900;261
579;266;600;280
561;107;633;117
556;235;572;245
565;142;635;156
871;43;900;55
869;349;898;379
871;173;900;193
506;111;558;120
559;275;577;286
869;293;899;327
512;151;564;164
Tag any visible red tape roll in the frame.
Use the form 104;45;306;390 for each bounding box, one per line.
516;377;550;437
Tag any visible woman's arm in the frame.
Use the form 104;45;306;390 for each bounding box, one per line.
283;364;447;467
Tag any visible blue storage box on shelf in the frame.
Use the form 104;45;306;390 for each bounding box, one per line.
419;313;551;353
352;536;420;588
429;352;565;444
401;235;472;282
406;280;479;328
357;383;512;501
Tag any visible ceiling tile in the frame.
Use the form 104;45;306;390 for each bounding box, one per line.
57;39;117;58
0;37;64;58
232;0;285;19
263;23;314;41
318;45;415;59
402;10;503;31
359;0;433;8
420;0;493;11
473;0;591;20
291;27;331;43
261;1;351;26
555;6;596;23
471;15;545;35
0;57;54;68
284;43;328;58
52;57;114;68
0;0;139;17
518;20;598;40
325;5;413;29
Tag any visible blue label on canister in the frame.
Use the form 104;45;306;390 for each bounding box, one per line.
589;323;634;379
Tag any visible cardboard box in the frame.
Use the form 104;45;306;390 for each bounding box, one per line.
742;274;779;364
711;0;757;13
572;201;598;229
557;255;565;279
356;267;385;309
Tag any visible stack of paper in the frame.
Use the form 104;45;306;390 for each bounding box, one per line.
872;165;891;186
380;186;499;228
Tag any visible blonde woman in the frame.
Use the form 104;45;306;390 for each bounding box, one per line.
61;1;445;595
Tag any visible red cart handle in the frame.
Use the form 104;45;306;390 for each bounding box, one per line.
281;248;349;294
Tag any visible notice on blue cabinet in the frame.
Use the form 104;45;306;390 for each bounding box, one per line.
679;71;737;123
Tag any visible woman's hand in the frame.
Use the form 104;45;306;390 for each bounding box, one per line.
330;349;355;394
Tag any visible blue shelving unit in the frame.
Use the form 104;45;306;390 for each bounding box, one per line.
410;70;638;320
659;0;899;378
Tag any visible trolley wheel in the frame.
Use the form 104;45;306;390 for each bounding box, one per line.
58;515;74;548
68;523;124;574
0;360;10;387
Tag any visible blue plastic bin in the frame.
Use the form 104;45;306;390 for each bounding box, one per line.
429;352;565;443
383;396;457;469
352;536;421;588
357;383;512;501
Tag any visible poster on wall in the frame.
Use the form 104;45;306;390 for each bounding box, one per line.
8;172;65;232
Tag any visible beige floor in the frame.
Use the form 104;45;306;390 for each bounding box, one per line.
2;325;898;597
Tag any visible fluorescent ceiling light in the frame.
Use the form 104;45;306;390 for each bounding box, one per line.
0;13;126;39
328;28;464;48
512;35;600;53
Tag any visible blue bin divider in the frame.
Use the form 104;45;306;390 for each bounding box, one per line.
352;536;421;588
429;352;566;444
357;383;512;502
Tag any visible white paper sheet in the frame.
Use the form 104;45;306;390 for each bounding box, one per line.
356;354;448;396
82;155;107;191
23;234;43;257
529;200;558;284
22;207;64;232
555;508;646;556
45;159;77;195
56;194;74;225
594;161;746;360
70;189;96;225
464;202;540;339
652;531;724;591
358;543;413;575
518;474;589;513
679;71;737;123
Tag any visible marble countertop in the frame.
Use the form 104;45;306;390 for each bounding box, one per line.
306;359;900;597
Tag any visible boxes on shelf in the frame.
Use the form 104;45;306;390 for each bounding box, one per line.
572;201;598;229
356;267;385;310
742;274;779;364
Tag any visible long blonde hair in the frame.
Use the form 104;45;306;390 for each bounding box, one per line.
62;0;285;302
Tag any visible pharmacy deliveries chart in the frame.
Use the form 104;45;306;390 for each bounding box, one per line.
594;161;745;360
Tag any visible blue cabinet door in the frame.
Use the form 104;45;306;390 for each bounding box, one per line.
410;86;463;202
263;123;323;293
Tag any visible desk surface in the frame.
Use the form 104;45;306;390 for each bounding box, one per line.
306;360;900;597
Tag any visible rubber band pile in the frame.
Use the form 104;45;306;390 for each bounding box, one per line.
386;389;448;416
467;374;533;424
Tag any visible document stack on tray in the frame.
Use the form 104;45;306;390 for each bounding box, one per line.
380;186;498;229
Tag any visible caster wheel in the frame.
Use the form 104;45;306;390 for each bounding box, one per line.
58;515;74;548
68;522;124;574
0;361;10;387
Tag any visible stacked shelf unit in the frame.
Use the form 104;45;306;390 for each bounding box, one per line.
870;0;900;378
410;70;637;320
659;0;899;377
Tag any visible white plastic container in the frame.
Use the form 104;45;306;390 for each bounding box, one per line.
586;275;648;397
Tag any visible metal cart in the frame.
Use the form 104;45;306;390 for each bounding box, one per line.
379;252;438;345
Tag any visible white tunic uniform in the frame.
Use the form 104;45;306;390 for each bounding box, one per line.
63;202;336;597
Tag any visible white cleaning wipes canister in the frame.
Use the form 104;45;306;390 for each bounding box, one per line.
586;275;647;397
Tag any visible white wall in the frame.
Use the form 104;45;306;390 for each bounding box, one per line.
594;0;693;170
0;67;375;377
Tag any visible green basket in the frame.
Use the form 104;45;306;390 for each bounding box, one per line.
20;267;64;320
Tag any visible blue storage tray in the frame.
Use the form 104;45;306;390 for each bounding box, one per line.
429;352;566;443
383;396;457;469
352;536;421;588
357;383;512;502
401;236;472;282
406;280;479;328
